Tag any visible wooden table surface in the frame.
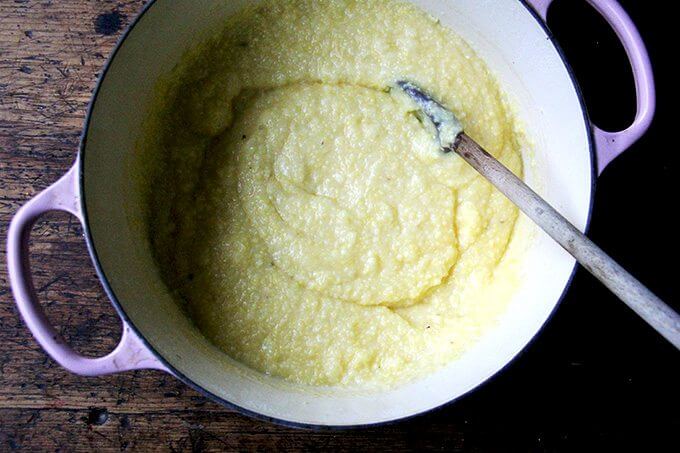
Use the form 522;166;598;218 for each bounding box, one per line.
1;1;678;451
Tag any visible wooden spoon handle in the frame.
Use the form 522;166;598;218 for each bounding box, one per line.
454;133;680;349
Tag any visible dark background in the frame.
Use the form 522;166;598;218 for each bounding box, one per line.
0;0;677;451
454;0;679;450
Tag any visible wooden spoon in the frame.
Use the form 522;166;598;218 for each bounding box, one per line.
397;81;680;349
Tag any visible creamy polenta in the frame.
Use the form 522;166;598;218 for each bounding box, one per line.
139;0;528;387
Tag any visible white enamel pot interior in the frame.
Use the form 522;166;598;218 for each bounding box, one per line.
81;0;593;427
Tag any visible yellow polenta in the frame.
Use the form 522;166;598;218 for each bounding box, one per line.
141;0;528;387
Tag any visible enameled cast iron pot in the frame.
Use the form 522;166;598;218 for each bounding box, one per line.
7;0;655;428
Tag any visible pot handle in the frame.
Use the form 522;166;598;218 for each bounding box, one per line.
526;0;655;174
6;159;167;376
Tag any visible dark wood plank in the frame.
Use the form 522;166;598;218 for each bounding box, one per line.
0;408;473;452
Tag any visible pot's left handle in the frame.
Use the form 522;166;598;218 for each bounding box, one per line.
7;159;167;376
527;0;656;174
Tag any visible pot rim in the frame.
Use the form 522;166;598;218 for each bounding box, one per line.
78;0;597;430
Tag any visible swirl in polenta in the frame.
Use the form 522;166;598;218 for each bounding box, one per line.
138;0;530;387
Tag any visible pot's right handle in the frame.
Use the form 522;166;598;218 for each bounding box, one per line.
6;159;167;376
527;0;656;174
